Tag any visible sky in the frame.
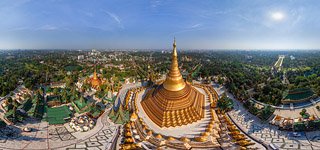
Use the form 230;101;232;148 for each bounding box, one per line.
1;0;320;50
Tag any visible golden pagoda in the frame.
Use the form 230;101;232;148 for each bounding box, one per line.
90;69;102;89
130;111;138;122
141;38;205;128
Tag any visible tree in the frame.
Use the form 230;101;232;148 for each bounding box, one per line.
300;109;307;116
53;88;59;95
62;89;68;103
217;93;234;112
300;108;309;119
218;76;224;85
258;105;274;120
38;87;44;96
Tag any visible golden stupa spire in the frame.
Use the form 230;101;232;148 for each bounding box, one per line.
93;68;98;79
163;38;186;91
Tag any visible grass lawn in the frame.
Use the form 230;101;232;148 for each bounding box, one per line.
46;105;72;125
285;88;314;100
64;65;82;71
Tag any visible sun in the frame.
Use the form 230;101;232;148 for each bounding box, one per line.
271;12;285;21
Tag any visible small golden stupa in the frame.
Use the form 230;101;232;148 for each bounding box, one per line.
141;38;205;128
90;69;102;89
130;111;138;122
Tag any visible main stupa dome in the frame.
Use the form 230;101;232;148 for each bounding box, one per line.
141;39;205;128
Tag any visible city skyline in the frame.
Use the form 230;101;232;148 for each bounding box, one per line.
1;0;320;50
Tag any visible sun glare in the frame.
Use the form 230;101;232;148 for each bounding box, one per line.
271;12;285;21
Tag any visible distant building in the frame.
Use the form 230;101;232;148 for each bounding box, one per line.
78;55;84;60
181;56;192;62
89;49;101;56
290;55;295;60
50;82;66;88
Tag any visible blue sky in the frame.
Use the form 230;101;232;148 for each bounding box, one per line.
1;0;320;49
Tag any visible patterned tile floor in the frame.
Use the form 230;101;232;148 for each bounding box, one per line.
213;85;320;150
228;95;320;150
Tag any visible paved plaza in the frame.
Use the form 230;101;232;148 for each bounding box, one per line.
0;81;124;150
229;108;320;150
215;85;320;150
0;112;119;150
273;103;320;119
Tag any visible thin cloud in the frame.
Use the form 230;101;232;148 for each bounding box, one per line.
189;23;202;29
104;11;124;29
290;8;303;28
171;23;205;35
151;0;161;8
37;24;58;31
8;25;58;31
7;26;30;31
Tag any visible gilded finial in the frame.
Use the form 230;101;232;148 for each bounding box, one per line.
93;69;98;79
163;37;186;91
172;37;177;57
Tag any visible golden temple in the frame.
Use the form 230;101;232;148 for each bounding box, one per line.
90;69;102;89
141;39;205;128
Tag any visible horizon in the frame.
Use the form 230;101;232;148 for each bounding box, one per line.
1;48;320;52
1;0;320;49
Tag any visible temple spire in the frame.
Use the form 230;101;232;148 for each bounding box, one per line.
93;69;98;79
163;38;186;91
173;37;177;56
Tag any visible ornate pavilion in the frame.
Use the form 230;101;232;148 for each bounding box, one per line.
141;39;205;128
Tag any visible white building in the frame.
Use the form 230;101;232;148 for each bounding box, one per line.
78;55;84;60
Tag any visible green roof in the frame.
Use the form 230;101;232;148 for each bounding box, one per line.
108;108;116;118
47;95;60;102
5;110;14;118
72;99;91;113
21;99;33;112
114;113;125;124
